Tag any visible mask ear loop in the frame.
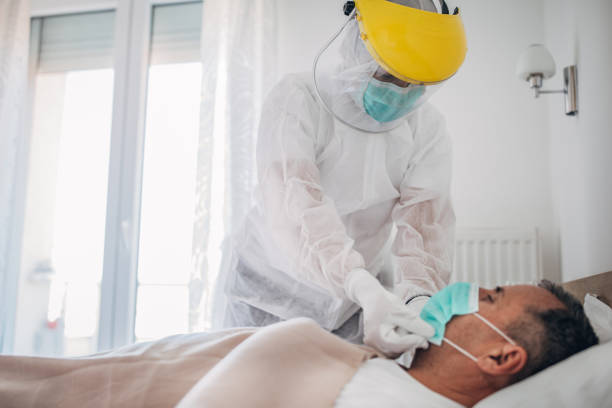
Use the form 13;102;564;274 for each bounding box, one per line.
442;312;517;364
442;337;477;362
473;313;517;345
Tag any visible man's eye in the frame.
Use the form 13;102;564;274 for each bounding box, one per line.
495;286;502;293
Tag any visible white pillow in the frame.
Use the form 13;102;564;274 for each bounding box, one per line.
584;294;612;342
474;340;612;408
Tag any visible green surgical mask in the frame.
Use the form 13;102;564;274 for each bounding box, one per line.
420;282;517;362
362;79;425;123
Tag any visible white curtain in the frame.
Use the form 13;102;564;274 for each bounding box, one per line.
191;0;278;329
0;0;30;352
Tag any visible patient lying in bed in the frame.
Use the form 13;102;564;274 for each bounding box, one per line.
0;281;597;408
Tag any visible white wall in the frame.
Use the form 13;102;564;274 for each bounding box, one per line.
276;0;346;78
276;0;562;281
544;0;612;281
430;0;559;282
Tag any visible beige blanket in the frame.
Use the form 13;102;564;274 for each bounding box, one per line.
0;318;378;408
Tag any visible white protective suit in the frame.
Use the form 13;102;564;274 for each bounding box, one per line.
216;14;455;344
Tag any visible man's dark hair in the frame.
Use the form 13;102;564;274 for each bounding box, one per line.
505;280;599;383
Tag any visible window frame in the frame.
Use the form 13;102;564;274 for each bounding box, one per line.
2;0;201;354
96;0;152;352
0;14;42;356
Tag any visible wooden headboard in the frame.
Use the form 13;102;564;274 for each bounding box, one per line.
562;270;612;307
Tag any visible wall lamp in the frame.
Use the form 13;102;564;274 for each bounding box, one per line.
516;44;578;116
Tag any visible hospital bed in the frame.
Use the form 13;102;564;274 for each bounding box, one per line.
1;272;611;407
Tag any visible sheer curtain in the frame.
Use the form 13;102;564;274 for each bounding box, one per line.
192;0;278;328
0;0;30;352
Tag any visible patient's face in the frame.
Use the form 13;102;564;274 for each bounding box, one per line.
477;284;563;325
443;284;564;348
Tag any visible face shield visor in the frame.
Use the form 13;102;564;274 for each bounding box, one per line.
313;0;466;133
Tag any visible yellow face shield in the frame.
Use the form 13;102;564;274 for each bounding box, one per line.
354;0;467;84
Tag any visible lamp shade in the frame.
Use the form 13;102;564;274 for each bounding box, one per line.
516;44;556;81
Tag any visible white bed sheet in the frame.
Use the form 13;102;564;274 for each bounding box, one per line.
335;358;462;408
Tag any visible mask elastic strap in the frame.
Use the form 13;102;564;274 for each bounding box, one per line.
473;313;517;345
442;337;477;362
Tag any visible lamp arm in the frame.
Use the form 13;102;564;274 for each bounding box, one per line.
537;89;566;94
534;88;566;98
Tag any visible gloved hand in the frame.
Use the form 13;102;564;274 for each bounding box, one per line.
345;268;434;357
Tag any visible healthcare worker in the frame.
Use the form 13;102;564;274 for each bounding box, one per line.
214;0;467;358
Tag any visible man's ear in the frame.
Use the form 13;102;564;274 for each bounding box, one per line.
476;343;527;376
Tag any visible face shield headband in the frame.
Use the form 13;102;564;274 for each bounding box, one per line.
420;282;517;362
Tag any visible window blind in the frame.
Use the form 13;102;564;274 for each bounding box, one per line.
149;2;202;65
37;10;115;73
35;2;202;73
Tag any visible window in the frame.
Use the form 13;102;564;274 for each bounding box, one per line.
13;1;205;357
135;2;203;342
15;11;115;356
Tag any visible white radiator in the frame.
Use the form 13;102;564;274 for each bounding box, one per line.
451;228;542;288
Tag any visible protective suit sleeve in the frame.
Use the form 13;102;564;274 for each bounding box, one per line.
256;75;366;298
390;104;456;301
